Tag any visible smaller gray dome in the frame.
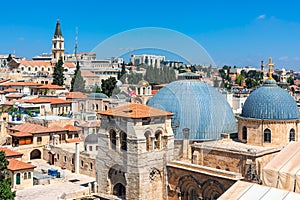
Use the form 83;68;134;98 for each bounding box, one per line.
88;93;108;99
84;134;98;144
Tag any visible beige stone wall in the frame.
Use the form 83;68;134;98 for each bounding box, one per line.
238;118;300;146
96;115;174;200
167;165;236;200
43;145;96;177
10;168;34;190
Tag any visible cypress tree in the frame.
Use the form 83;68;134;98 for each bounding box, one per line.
70;62;86;92
52;57;64;86
0;151;15;200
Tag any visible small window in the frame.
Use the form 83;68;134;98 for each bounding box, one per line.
28;172;31;179
290;128;296;142
64;156;67;162
154;131;162;150
37;137;42;144
96;146;99;151
89;146;93;151
142;117;151;125
57;154;60;160
110;130;117;150
24;172;27;180
71;158;74;165
242;126;247;141
81;160;84;167
264;128;271;143
90;163;93;170
68;134;72;139
120;132;127;151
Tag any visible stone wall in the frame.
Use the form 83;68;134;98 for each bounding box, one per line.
238;117;300;146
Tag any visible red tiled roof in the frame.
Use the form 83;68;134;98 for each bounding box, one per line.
3;88;18;93
10;123;53;134
38;84;65;90
66;138;81;143
81;70;99;77
0;148;23;157
20;60;52;67
25;98;71;105
0;82;42;87
48;125;67;132
79;121;101;128
64;124;81;131
65;92;87;99
64;62;76;68
10;132;33;137
99;103;173;119
8;159;36;171
6;93;23;98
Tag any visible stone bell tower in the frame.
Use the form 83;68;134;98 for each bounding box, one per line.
96;103;174;199
52;20;64;63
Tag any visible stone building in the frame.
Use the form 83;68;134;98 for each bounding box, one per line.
131;79;153;104
96;103;174;199
238;58;300;147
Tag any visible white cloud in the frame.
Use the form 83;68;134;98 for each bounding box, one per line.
256;14;266;20
278;56;289;61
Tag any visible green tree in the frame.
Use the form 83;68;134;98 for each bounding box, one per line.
101;77;117;97
70;62;86;92
118;62;127;80
235;75;245;86
52;57;64;86
0;151;15;200
91;85;101;93
287;76;294;85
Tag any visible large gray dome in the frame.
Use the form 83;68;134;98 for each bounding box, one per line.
147;80;237;140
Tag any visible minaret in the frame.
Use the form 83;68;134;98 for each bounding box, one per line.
52;20;64;63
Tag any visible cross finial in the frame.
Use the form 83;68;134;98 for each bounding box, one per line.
266;57;274;80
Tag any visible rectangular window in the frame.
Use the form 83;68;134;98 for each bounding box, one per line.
89;146;93;151
64;156;67;162
81;160;84;168
24;172;27;180
28;172;31;179
68;134;72;139
37;137;42;145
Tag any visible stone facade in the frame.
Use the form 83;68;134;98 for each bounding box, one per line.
96;113;174;200
238;117;300;146
9;168;34;190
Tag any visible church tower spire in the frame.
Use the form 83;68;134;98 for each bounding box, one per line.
52;20;65;63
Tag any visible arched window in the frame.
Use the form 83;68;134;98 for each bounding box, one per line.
110;130;117;150
120;131;127;151
264;128;271;143
96;104;99;110
144;131;151;152
16;173;21;185
92;104;95;110
290;128;296;142
24;172;27;180
28;172;31;179
242;126;247;140
154;131;162;150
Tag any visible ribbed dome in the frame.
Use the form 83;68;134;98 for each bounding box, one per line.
84;134;98;144
241;81;299;120
147;80;237;140
88;93;108;99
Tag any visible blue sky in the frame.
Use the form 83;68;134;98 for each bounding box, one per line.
1;0;300;70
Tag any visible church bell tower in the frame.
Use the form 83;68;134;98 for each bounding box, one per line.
52;20;64;63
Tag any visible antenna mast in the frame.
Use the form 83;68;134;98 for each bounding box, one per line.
74;27;78;62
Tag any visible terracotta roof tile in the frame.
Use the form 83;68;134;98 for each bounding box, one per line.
20;60;52;67
81;70;99;77
48;125;67;132
99;103;173;119
66;138;81;143
64;62;76;68
0;82;42;87
64;124;81;131
65;92;87;99
25;98;71;105
8;159;36;171
0;148;23;157
10;132;33;137
5;93;23;98
10;123;53;134
3;88;18;93
38;84;65;90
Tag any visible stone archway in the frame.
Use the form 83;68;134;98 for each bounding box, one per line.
201;179;225;200
113;183;126;199
108;165;126;199
30;149;41;160
177;175;202;200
